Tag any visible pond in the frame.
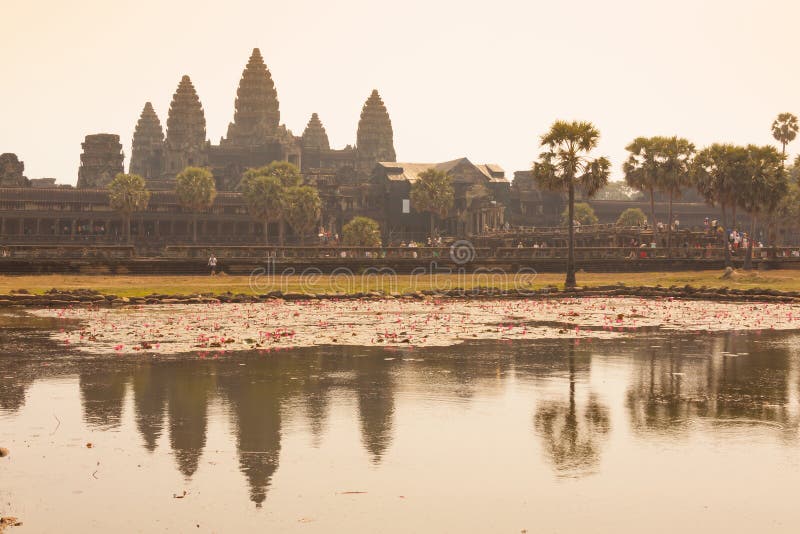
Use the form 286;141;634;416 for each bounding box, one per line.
1;312;800;532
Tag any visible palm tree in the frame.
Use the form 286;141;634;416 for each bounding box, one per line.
175;167;217;244
623;137;661;239
410;168;455;238
239;173;284;245
284;186;322;245
693;144;749;267
658;136;695;255
533;120;610;289
240;162;303;245
771;112;799;157
738;145;786;270
108;173;150;244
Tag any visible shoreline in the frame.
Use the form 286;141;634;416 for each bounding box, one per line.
3;283;800;308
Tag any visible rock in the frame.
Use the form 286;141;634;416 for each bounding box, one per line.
0;447;9;457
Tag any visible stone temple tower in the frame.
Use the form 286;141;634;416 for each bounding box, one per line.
77;134;124;189
356;89;396;174
301;113;330;151
222;48;280;146
163;75;208;176
129;102;164;180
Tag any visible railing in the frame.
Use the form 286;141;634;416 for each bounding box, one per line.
1;244;799;263
0;244;136;259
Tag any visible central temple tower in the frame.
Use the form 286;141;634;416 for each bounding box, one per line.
222;48;281;147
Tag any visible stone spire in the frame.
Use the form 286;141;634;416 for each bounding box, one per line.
301;113;330;150
77;134;125;189
164;75;207;175
129;102;165;180
356;89;396;173
223;48;280;146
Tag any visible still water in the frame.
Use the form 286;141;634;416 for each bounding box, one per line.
2;314;800;533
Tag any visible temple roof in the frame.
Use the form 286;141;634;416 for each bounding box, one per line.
301;113;330;150
376;158;507;183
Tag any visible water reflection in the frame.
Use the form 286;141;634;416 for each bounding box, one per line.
533;344;611;476
626;334;796;438
2;328;800;510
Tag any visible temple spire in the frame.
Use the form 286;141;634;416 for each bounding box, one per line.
223;48;280;146
301;113;330;151
129;102;164;180
356;89;396;173
164;75;207;175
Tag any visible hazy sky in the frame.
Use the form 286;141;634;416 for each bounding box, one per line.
3;0;799;185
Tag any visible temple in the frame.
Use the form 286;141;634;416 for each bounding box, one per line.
0;47;725;249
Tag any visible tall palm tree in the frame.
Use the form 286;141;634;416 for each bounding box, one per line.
239;162;303;245
175;167;217;244
739;145;786;270
623;137;661;238
239;173;284;245
108;173;150;244
693;144;749;267
410;168;455;238
284;185;322;245
533;120;610;288
771;112;799;157
658;136;695;254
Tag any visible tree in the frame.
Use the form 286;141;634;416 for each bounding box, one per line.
771;112;799;157
658;136;695;254
240;162;303;244
342;216;382;247
533;120;610;289
624;137;662;241
693;144;749;267
284;186;322;245
594;181;643;201
560;202;598;226
410;168;454;237
108;173;150;244
239;173;284;245
738;145;786;270
175;167;217;244
616;207;647;227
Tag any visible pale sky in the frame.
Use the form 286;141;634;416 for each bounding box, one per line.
2;0;799;185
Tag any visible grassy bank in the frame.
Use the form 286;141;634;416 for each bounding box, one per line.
0;269;797;297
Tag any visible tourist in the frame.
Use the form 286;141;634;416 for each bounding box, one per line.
517;241;524;249
208;254;217;275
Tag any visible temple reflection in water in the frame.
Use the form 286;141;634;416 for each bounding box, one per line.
2;331;800;508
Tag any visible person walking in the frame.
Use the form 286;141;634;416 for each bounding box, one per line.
208;254;218;276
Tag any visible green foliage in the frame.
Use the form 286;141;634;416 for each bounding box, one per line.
410;169;455;218
561;202;598;226
108;173;150;215
239;173;285;239
594;181;643;201
771;112;799;154
342;216;382;247
737;144;787;217
175;167;217;213
533;120;610;288
616;207;647;227
175;167;217;244
693;144;749;211
108;173;150;243
239;162;305;244
533;121;610;197
284;186;322;243
244;161;303;188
